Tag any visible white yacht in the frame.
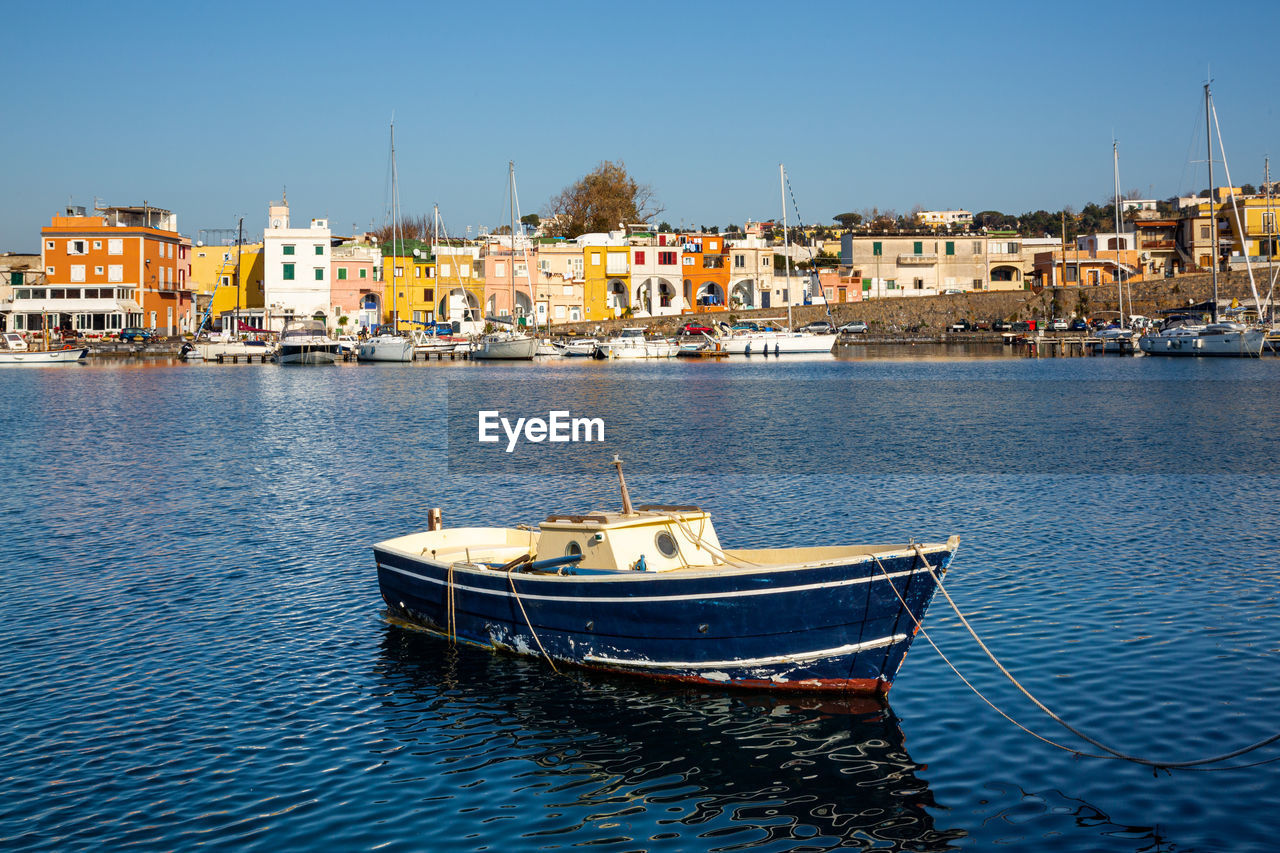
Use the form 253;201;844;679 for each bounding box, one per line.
276;319;340;365
357;333;413;362
594;328;677;359
1139;317;1265;357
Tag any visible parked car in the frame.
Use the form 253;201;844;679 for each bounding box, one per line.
677;322;713;335
973;319;992;331
949;319;972;332
798;320;835;334
1049;318;1069;331
118;327;155;343
730;322;759;332
1069;319;1088;331
991;320;1012;332
837;320;869;334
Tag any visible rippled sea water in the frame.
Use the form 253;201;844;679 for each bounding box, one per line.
2;347;1278;851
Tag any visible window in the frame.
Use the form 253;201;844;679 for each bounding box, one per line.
70;265;85;282
683;256;694;266
945;241;955;256
913;241;923;254
314;268;324;281
886;279;896;289
872;242;882;256
974;279;983;290
555;305;566;319
69;240;87;255
359;269;367;279
569;306;581;321
220;276;230;287
414;267;421;279
1200;226;1210;239
590;253;601;266
94;266;104;275
973;241;982;254
862;278;871;291
634;251;645;265
439;264;449;277
913;278;924;290
1264;212;1277;233
606;254;626;275
338;268;347;280
734;254;745;268
494;261;505;278
108;239;123;255
658;251;676;266
93;241;102;250
315;245;323;255
46;240;55;250
283;245;295;255
515;263;527;277
283;263;295;280
108;265;123;282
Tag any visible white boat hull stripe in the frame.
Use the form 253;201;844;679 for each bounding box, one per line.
581;634;908;669
379;562;928;604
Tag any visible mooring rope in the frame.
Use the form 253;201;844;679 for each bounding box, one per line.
657;511;760;567
874;548;1280;770
507;566;559;674
446;562;457;645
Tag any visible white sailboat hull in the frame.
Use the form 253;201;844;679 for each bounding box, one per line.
1139;327;1265;357
0;347;88;365
723;332;834;355
357;336;414;362
472;336;537;360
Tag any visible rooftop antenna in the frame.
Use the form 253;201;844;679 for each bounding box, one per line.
611;455;634;516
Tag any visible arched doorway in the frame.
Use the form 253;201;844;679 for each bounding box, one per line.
438;288;481;321
696;282;725;307
990;265;1020;284
730;279;756;309
608;279;629;316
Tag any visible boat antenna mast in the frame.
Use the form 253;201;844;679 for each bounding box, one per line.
780;164;792;330
1205;82;1219;322
509;160;517;336
390;120;402;333
611;455;634;516
1113;139;1126;326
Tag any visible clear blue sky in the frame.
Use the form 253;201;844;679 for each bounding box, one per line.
3;0;1278;249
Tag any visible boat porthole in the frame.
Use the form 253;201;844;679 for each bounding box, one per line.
655;531;679;558
698;623;709;634
565;540;582;558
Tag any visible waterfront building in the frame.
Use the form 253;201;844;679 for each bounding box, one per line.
628;234;684;317
481;234;534;322
530;240;586;325
724;234;774;310
839;233;1031;297
432;242;483;323
380;239;435;329
12;204;193;336
1131;218;1182;278
579;234;630;319
675;233;730;310
262;199;332;332
331;240;382;333
1217;194;1279;267
190;242;266;331
1031;245;1140;288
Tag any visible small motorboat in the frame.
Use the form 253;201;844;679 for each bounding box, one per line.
555;338;600;357
0;332;87;365
374;458;958;694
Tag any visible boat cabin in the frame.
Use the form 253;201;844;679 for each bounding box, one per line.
538;505;721;572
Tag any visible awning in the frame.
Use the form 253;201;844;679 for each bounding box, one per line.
1;298;143;314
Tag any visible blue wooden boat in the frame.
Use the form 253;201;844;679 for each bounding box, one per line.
374;462;958;694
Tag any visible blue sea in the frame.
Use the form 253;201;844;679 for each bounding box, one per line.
2;347;1278;851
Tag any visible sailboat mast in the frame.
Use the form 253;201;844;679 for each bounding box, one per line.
235;217;243;337
1205;82;1218;322
781;163;792;330
390;121;401;332
1113;140;1125;325
509;161;516;331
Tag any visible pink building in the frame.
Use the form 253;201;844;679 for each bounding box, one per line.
331;242;382;331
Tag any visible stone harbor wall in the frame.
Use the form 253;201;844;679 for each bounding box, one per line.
552;269;1272;337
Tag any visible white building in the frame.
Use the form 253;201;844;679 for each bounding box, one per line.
629;239;685;317
725;234;774;309
262;199;332;331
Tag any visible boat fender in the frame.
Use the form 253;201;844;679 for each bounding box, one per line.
631;554;647;572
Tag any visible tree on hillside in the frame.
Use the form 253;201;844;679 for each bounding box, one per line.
543;160;663;238
372;214;434;245
520;213;541;229
833;212;863;228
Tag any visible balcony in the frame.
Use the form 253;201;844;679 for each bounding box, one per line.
897;253;938;265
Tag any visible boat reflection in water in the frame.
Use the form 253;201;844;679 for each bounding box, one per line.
376;623;966;851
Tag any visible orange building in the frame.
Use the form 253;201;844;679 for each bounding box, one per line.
27;204;194;336
675;233;730;310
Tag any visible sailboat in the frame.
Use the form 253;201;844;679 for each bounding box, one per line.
472;161;537;361
719;164;833;356
1095;141;1138;354
358;121;414;363
1140;83;1266;358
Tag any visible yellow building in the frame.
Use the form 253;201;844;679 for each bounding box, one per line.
381;239;436;327
582;244;629;319
1219;196;1280;259
433;244;485;323
190;243;265;327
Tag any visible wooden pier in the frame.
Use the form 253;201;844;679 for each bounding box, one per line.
412;348;469;360
214;352;273;363
1015;335;1135;357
